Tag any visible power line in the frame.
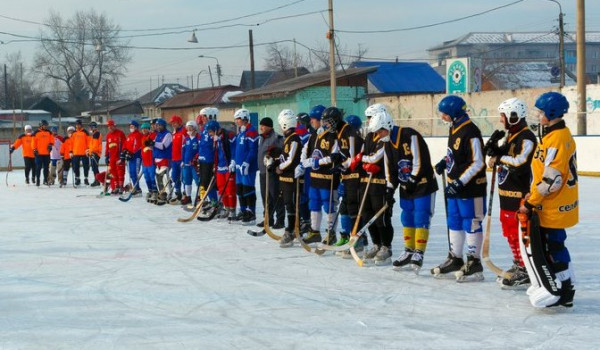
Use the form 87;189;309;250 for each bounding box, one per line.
337;0;525;34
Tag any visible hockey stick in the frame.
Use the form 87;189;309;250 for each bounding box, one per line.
294;177;314;252
119;162;144;202
155;169;173;206
5;150;12;187
246;193;285;236
441;171;451;252
177;174;216;222
263;171;282;241
349;203;389;267
197;171;234;221
481;165;512;279
347;173;373;264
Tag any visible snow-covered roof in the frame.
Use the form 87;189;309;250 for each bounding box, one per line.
487;62;575;90
0;109;52;115
429;31;600;50
221;91;243;103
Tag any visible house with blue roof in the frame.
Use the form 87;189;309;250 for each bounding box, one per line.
351;61;445;95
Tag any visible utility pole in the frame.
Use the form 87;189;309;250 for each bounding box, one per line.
558;10;565;88
576;0;586;135
216;64;222;86
249;30;255;90
328;0;337;106
208;65;214;88
3;64;8;111
293;38;298;78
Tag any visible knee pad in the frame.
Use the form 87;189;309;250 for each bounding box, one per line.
400;210;415;228
413;210;432;229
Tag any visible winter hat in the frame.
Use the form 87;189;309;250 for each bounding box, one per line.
140;123;151;130
260;117;273;128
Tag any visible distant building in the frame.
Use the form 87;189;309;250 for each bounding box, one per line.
158;85;242;122
239;68;310;91
427;31;600;89
88;101;145;125
137;83;189;119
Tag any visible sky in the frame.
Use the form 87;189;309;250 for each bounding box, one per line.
1;0;599;98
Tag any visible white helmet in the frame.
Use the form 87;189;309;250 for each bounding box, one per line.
24;125;32;131
278;109;296;131
200;107;219;120
498;98;527;126
365;103;388;118
234;108;250;121
67;126;76;133
368;110;394;133
186;120;198;129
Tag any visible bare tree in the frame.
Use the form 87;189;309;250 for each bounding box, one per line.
34;9;131;111
310;42;368;71
263;43;310;72
1;51;40;109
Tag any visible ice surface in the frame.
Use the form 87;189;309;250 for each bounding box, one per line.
1;171;598;349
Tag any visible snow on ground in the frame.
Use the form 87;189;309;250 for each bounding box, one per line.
0;171;599;349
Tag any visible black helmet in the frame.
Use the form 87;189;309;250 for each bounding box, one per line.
39;119;49;127
322;107;343;132
296;112;310;127
89;121;98;128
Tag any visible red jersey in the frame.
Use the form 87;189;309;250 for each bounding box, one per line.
171;127;186;162
105;129;126;159
125;130;143;155
141;132;156;167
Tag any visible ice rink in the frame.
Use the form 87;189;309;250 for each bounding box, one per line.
1;171;598;349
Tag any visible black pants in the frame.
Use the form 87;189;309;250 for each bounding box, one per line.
340;178;360;217
72;155;90;179
280;180;297;231
89;153;100;175
35;155;50;184
62;159;72;184
199;163;214;191
24;156;36;181
237;183;257;212
259;172;284;223
362;188;394;248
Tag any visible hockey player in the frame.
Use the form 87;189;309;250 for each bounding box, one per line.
272;110;302;247
519;91;578;308
71;120;91;186
181;120;201;205
295;110;316;233
169;115;186;204
48;126;64;186
149;118;173;205
391;118;439;272
123;120;143;196
333;115;365;252
32;120;54;186
257;117;285;229
431;95;487;281
140;123;158;202
299;106;340;244
486;98;537;288
9;125;36;184
351;109;399;265
209;119;237;220
229;108;259;225
59;126;75;187
104;120;127;194
88;121;103;186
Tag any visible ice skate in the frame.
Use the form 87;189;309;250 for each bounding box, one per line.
84;178;89;186
431;252;464;278
496;261;520;284
393;248;414;271
279;231;295;248
241;210;256;226
132;188;143;198
374;246;392;266
501;265;530;289
455;255;484;282
322;229;337;246
340;236;366;259
362;244;380;262
302;230;322;245
410;250;424;274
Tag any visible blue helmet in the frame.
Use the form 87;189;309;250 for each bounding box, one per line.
535;92;569;120
156;119;167;127
438;95;467;120
309;105;326;120
130;120;139;128
345;115;362;131
205;120;220;133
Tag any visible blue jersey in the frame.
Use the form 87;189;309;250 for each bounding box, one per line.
233;123;258;171
153;129;172;160
182;133;200;164
198;129;215;164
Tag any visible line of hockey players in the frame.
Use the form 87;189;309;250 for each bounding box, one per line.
8;92;578;309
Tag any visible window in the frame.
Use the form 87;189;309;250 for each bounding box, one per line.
567;50;576;57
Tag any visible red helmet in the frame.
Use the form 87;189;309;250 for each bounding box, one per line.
107;120;115;127
170;115;183;125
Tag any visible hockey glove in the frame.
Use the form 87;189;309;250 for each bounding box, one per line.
349;152;363;172
445;179;464;197
264;155;274;168
483;130;506;156
434;158;446;175
403;175;418;194
144;138;155;147
229;160;236;173
9;146;14;154
294;164;305;178
330;152;346;166
47;144;53;152
362;163;380;175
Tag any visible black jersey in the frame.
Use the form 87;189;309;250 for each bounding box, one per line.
497;125;537;211
361;133;399;195
305;130;339;189
278;130;302;183
445;118;487;198
337;122;363;183
396;127;438;199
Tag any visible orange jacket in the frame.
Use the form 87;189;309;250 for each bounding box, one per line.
71;129;90;156
32;129;54;156
60;136;73;160
88;131;103;156
12;133;35;158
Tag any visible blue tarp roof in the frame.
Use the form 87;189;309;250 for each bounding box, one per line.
351;61;445;94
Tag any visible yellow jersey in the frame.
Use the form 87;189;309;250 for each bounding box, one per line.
528;121;578;228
